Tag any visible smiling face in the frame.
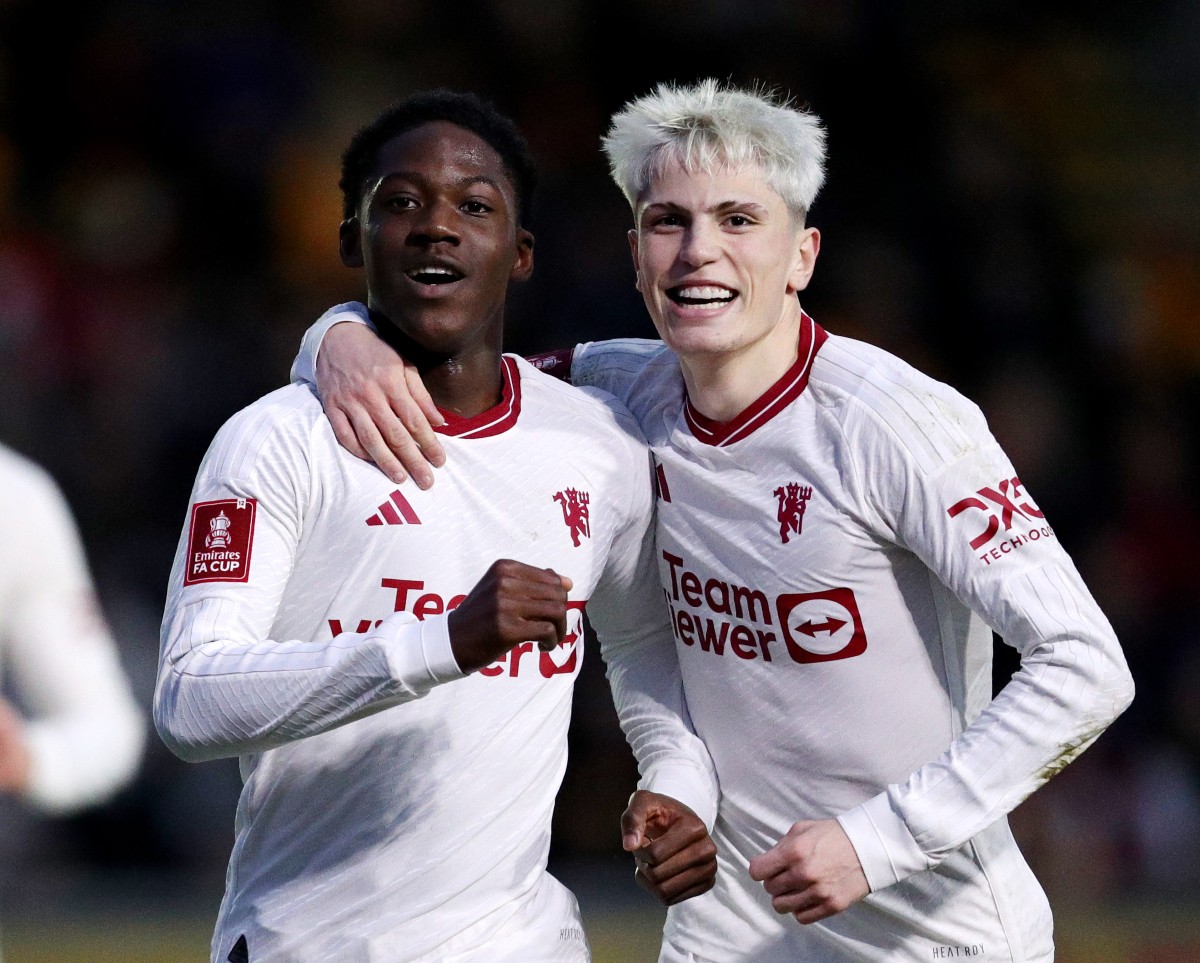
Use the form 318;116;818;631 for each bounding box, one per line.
630;160;819;366
339;120;533;356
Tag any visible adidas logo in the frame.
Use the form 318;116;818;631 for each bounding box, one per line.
366;490;422;526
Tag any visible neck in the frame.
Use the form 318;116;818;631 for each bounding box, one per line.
678;306;804;423
370;309;505;419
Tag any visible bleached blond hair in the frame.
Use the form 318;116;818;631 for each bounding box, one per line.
602;79;827;219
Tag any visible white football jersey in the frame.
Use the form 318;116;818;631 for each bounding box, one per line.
156;355;715;963
569;315;1134;963
0;444;143;814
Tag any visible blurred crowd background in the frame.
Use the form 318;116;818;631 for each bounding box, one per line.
1;0;1199;958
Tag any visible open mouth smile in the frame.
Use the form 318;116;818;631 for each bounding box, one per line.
667;284;738;307
405;265;465;286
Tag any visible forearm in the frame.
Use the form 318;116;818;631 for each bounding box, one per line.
839;574;1133;890
154;608;461;762
291;301;375;386
604;629;719;831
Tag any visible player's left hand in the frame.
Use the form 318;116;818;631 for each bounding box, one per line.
748;818;869;924
622;790;717;905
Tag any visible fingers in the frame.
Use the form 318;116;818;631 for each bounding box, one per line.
621;801;650;852
634;858;716;905
402;362;447;462
624;792;718;906
512;594;568;651
316;324;445;488
750;820;870;924
634;837;717;899
380;372;444;489
449;561;572;671
326;407;371;463
348;405;414;486
633;845;717;905
748;845;788;882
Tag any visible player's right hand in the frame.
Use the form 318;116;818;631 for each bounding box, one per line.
316;320;445;489
448;560;574;673
622;790;718;905
0;697;32;795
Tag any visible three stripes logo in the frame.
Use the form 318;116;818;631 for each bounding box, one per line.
366;489;422;526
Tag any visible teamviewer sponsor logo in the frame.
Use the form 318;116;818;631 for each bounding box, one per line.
329;580;586;681
661;550;867;664
776;587;867;663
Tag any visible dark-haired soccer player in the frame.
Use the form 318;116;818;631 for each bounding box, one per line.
156;91;715;963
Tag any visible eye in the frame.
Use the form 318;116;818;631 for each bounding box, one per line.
725;213;754;228
382;194;418;211
462;199;493;215
649;213;684;230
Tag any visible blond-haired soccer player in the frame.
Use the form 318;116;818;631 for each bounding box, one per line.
293;80;1134;962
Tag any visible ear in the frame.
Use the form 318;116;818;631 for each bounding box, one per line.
627;229;642;292
510;228;535;283
339;216;363;268
785;226;820;295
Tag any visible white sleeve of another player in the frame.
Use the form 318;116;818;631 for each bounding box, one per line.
154;396;462;764
835;391;1134;892
588;438;719;830
5;465;144;814
289;301;375;387
570;339;666;406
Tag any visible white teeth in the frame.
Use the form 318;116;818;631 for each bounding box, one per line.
409;266;456;277
676;285;735;302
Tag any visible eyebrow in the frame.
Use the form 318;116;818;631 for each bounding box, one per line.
640;199;772;218
375;172;507;194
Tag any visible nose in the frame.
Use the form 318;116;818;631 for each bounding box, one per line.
679;222;718;267
408;198;460;246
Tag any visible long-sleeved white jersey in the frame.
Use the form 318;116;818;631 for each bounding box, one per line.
567;315;1134;962
156;353;716;963
0;443;144;814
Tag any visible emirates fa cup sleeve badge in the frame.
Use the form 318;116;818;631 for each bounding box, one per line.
184;498;257;585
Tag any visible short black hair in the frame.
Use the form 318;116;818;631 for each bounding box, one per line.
339;89;538;226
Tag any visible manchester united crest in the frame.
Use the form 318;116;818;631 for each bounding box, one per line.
773;482;812;544
553;488;591;547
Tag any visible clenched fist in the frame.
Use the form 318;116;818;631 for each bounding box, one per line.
748;818;869;924
448;560;574;673
622;790;717;905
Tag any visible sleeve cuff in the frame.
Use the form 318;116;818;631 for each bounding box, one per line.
376;611;464;696
639;761;719;831
837;790;931;892
290;301;374;386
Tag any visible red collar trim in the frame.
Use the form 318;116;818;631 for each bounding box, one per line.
684;313;828;448
433;355;522;438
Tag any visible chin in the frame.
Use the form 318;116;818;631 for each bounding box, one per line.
658;325;740;358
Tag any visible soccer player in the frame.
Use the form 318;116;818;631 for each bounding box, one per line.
293;80;1136;962
0;443;144;814
155;91;717;963
0;442;146;960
